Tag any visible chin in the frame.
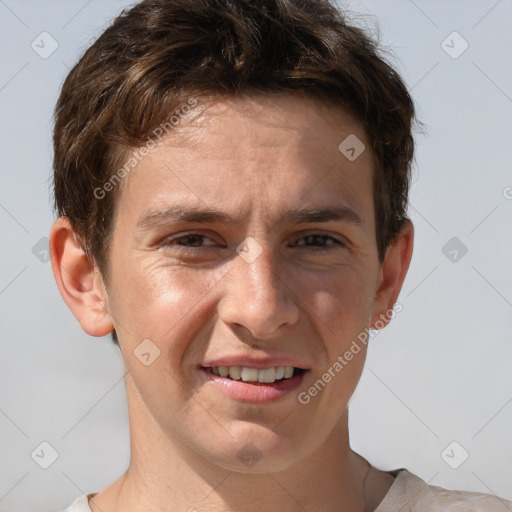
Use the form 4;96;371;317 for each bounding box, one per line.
204;429;306;473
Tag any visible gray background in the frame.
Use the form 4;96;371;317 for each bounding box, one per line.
0;0;511;510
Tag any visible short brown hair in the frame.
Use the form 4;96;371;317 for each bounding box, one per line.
53;0;415;275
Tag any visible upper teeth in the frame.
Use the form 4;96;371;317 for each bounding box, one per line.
209;366;296;383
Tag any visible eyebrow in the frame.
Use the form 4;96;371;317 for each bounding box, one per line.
136;204;363;230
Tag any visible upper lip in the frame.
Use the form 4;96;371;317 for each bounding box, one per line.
201;356;309;370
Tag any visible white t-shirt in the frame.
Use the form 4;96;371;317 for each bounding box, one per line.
61;469;512;511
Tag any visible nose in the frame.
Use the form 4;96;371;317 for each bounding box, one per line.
217;241;300;339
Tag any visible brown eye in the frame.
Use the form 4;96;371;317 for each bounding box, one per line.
174;234;209;247
163;233;219;250
294;234;344;249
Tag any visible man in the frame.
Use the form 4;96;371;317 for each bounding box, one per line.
50;0;511;510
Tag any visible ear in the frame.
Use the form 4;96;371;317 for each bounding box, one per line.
49;217;114;337
370;220;414;329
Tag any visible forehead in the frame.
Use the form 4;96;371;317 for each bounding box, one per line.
115;93;375;228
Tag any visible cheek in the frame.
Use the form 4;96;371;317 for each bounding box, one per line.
303;272;372;405
298;263;376;332
296;265;375;395
108;258;226;349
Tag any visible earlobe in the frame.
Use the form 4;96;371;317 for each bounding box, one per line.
370;220;414;329
49;217;114;337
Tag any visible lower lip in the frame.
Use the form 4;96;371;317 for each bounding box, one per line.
200;368;307;402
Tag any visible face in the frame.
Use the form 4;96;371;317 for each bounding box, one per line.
105;94;385;472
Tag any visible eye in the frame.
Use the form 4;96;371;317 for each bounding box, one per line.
293;234;344;250
160;232;345;253
162;233;219;250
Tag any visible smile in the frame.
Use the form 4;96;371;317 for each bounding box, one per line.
206;365;305;383
200;365;308;402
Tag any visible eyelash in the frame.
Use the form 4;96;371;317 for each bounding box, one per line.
162;233;344;251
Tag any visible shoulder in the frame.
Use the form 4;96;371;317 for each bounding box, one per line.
376;469;512;512
59;493;94;512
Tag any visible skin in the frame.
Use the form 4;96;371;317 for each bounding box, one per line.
50;93;413;512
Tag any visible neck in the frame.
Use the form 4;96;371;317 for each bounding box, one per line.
91;379;371;512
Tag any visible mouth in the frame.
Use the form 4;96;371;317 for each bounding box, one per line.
201;365;306;385
198;364;308;402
